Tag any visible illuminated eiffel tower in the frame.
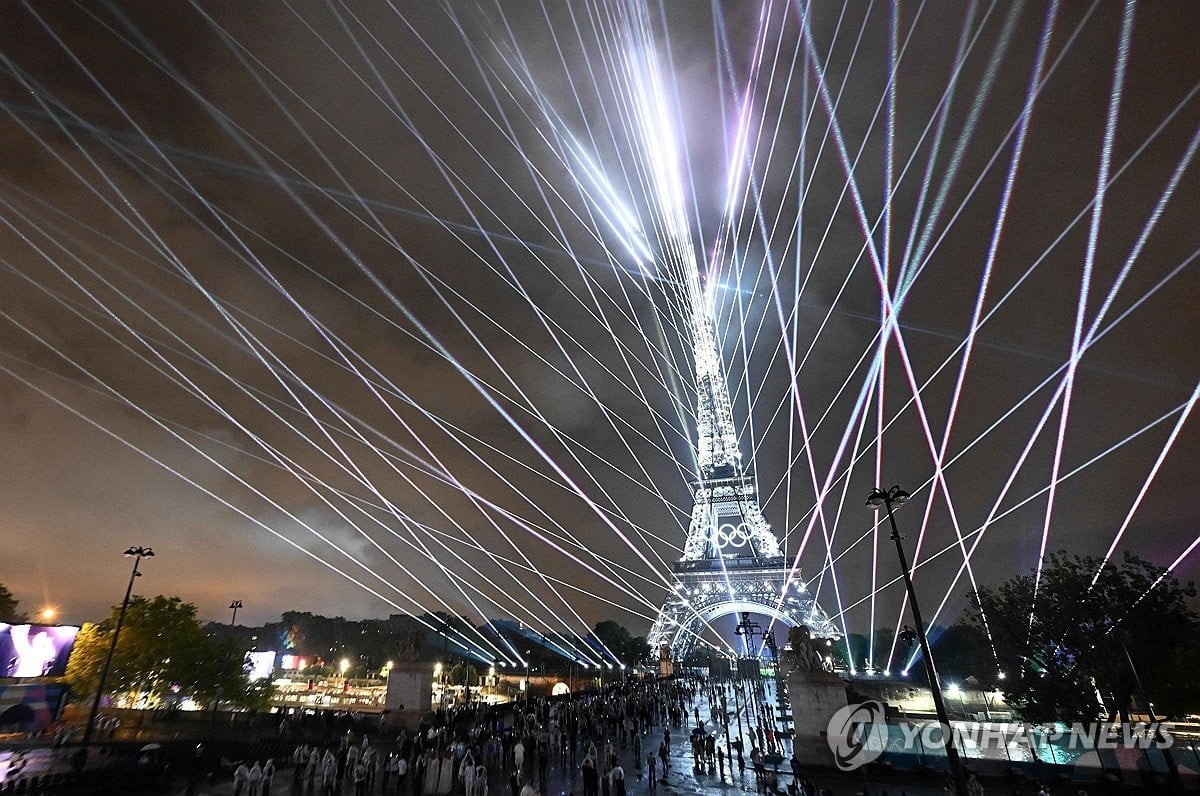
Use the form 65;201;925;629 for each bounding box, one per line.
646;291;839;660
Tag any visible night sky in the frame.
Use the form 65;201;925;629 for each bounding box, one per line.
0;2;1197;664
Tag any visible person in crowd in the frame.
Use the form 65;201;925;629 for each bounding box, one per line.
232;761;250;796
321;752;338;796
262;758;275;792
610;760;626;796
247;760;263;796
581;748;598;796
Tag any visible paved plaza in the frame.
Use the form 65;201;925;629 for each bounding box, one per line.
166;680;952;796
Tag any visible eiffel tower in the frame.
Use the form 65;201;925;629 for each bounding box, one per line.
646;289;840;661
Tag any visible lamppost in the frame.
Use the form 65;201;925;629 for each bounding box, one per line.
440;616;452;708
719;676;732;760
868;485;967;796
763;632;787;737
734;612;763;734
729;658;745;771
82;546;154;749
524;649;532;703
229;600;243;626
538;633;547;693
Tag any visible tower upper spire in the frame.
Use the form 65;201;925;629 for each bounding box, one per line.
693;306;742;479
676;285;780;561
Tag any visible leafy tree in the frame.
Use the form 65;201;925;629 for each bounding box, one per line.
871;627;896;672
0;584;27;623
1144;625;1200;720
448;662;478;687
66;595;270;710
826;628;917;674
968;551;1197;723
828;632;866;671
187;636;275;711
593;620;650;666
929;622;995;683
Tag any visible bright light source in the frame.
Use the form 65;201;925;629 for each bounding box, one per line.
40;607;56;622
340;658;350;674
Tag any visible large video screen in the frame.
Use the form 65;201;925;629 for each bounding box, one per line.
245;650;276;682
0;624;80;678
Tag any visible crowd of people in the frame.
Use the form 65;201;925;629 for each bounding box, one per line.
245;673;817;796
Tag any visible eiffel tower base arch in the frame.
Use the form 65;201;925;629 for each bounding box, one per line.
646;557;841;661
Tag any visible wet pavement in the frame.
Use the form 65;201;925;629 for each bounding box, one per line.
173;679;953;796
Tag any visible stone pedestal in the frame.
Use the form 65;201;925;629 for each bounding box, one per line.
383;663;432;728
785;669;848;765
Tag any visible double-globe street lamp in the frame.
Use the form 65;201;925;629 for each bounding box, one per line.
524;649;532;703
732;612;762;768
81;546;155;752
734;612;765;730
868;485;968;796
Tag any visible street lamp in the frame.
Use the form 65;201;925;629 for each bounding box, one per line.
440;617;452;707
868;485;967;796
728;654;746;771
229;600;243;626
762;632;788;735
521;650;535;703
82;546;154;748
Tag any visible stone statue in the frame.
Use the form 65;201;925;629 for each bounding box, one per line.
785;624;828;673
394;629;426;662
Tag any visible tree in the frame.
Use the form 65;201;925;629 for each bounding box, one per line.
968;551;1198;723
928;623;994;683
187;636;275;711
0;584;27;623
827;633;867;671
448;662;478;687
871;627;896;672
593;621;650;666
65;595;270;710
1149;626;1200;719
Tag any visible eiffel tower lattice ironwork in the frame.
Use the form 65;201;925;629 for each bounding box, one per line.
646;290;840;661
